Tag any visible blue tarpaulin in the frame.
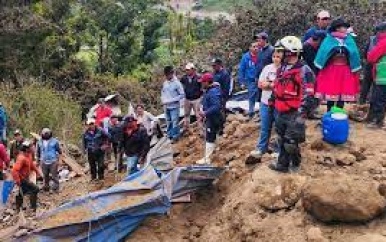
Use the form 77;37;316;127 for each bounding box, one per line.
20;165;224;242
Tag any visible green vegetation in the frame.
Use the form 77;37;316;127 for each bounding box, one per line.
200;0;252;12
0;84;83;144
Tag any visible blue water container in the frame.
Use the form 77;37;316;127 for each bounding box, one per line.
322;112;349;145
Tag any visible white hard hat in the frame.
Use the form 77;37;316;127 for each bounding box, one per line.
278;36;303;53
86;118;96;125
185;62;196;70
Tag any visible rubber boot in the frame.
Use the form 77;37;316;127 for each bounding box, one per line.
30;193;38;212
196;142;215;165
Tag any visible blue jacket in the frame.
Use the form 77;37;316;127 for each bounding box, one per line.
213;69;231;99
238;46;274;84
37;138;62;164
302;26;329;43
0;106;7;132
202;84;222;117
83;128;110;153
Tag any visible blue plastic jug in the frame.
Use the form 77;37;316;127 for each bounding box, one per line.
322;112;349;145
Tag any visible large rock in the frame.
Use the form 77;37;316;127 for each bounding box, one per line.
255;174;307;211
353;234;386;242
302;174;386;223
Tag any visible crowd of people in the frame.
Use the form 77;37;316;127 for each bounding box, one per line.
1;9;386;214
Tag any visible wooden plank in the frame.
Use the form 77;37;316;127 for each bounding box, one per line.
62;154;86;177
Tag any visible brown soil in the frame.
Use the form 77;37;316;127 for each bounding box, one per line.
5;109;386;242
127;110;386;242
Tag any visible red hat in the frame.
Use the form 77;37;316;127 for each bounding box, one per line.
199;73;214;83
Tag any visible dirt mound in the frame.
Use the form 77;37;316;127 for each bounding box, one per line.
129;111;386;242
302;173;386;223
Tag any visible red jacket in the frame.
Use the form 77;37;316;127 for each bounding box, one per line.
367;33;386;79
0;143;10;171
12;153;39;185
95;105;113;126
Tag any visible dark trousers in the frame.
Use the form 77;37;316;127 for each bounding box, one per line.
0;171;3;180
15;179;39;211
275;112;305;168
205;114;224;143
327;101;345;112
41;162;59;191
368;85;386;125
88;150;105;180
359;64;373;105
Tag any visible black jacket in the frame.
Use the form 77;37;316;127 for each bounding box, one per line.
303;42;319;75
121;126;150;158
180;74;202;100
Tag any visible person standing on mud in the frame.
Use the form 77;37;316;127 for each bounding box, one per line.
212;58;231;111
238;42;261;119
196;73;223;165
120;115;150;175
161;66;185;143
269;36;314;173
365;22;386;129
248;50;284;162
83;118;110;182
36;128;62;192
180;63;203;133
12;140;42;212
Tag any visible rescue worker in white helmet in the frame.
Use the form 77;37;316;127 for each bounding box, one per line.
268;36;315;173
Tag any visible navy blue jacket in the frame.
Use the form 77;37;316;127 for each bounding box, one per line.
83;128;110;153
213;68;231;99
203;84;222;117
256;45;274;79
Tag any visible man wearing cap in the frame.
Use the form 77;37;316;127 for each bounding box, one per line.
180;62;203;132
196;73;223;165
36;128;62;192
255;32;274;102
212;58;231;108
120;115;150;174
161;66;185;142
302;10;331;43
83;118;111;181
10;129;25;164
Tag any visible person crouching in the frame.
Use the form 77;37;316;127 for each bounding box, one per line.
196;73;224;165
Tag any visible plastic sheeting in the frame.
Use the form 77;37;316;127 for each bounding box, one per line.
20;165;224;242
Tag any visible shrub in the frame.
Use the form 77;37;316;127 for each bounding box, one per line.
0;83;83;145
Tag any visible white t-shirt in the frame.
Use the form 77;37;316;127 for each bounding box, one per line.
258;63;279;105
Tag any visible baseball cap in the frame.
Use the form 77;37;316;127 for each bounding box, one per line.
185;62;196;70
199;73;214;83
86;118;96;125
14;129;21;135
211;58;223;65
375;22;386;32
317;10;330;19
123;115;137;123
254;32;269;40
42;128;51;134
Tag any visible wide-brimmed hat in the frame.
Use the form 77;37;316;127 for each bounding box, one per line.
329;18;350;32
